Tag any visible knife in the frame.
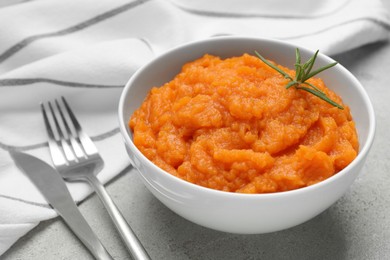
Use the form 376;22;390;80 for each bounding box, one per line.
10;151;113;260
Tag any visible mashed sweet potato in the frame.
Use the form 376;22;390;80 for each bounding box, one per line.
129;54;359;193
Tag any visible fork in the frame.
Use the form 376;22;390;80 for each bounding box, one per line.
41;97;151;260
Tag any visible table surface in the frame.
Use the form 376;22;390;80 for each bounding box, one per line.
3;35;390;260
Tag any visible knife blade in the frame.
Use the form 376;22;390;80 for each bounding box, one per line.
10;151;113;260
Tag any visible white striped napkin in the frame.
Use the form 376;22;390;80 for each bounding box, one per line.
0;0;389;255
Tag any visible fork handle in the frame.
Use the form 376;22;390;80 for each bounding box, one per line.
86;175;151;260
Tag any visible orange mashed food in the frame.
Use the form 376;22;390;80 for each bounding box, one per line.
129;54;359;193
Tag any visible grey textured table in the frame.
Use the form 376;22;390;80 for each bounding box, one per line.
3;39;390;260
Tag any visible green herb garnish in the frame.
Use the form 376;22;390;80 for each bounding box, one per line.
255;48;343;109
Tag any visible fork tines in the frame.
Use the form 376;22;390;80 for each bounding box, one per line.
41;97;97;166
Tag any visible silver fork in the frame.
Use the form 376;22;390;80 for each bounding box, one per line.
41;97;151;260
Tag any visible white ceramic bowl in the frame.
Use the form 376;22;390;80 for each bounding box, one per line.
118;37;375;234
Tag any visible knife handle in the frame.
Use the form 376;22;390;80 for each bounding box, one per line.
56;197;114;260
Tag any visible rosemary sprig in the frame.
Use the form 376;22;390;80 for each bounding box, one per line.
254;49;343;109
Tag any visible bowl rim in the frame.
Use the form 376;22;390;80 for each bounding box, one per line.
118;36;376;199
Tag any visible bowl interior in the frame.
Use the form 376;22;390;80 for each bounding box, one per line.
120;37;374;156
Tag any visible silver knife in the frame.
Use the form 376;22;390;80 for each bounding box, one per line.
10;151;113;260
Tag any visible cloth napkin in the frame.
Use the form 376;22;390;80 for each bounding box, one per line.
0;0;389;255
